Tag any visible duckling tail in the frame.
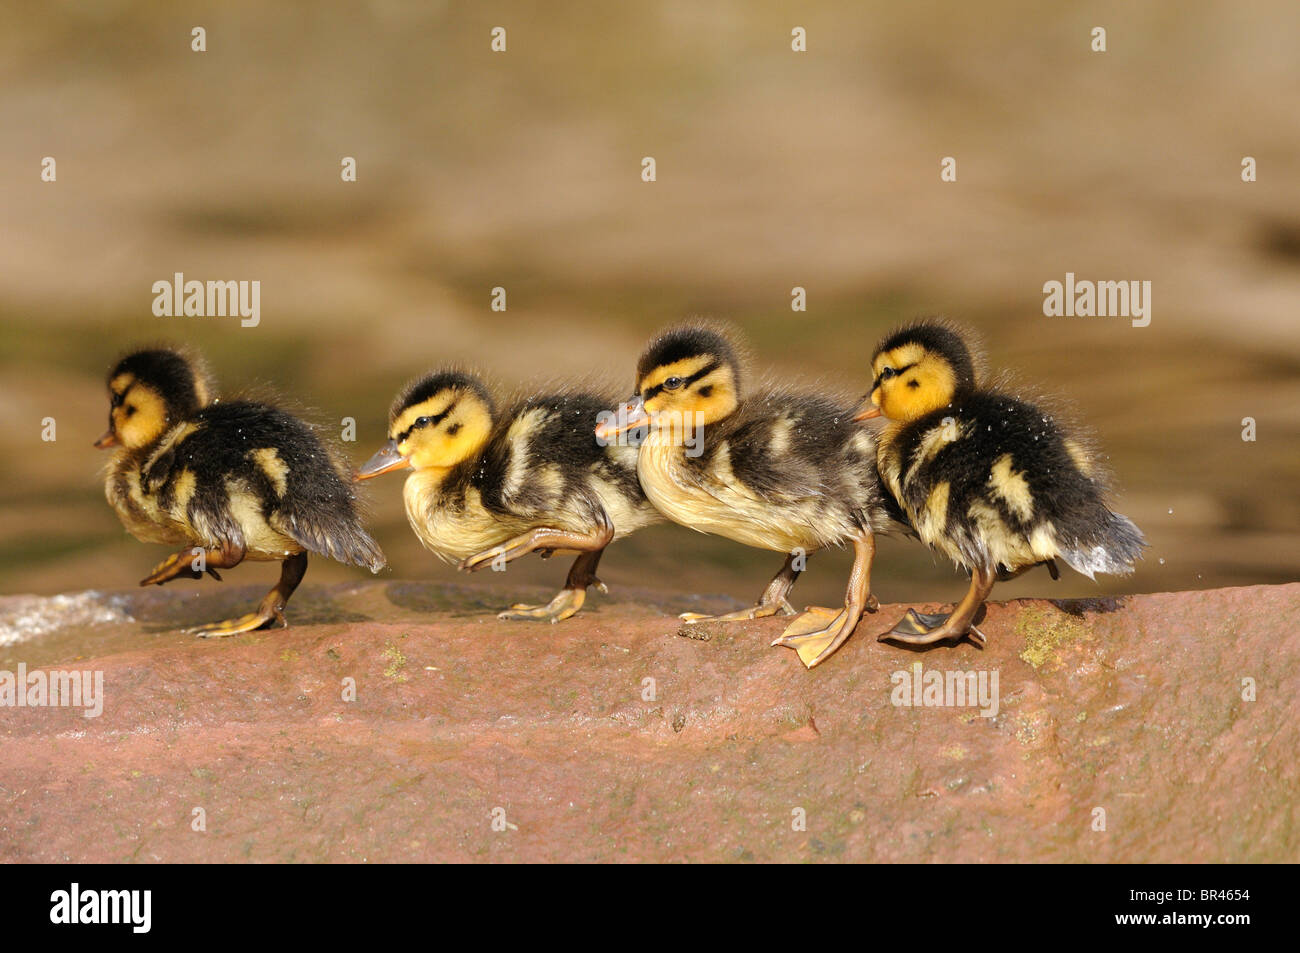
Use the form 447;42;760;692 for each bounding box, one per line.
340;529;388;574
281;506;387;573
1058;511;1146;580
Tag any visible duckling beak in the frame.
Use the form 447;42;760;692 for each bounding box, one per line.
853;399;882;422
93;429;118;449
595;396;649;442
355;439;411;481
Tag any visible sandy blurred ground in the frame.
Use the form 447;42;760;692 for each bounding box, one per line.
1;0;1297;610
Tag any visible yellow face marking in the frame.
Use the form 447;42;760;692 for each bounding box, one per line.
639;355;738;426
252;447;289;497
637;356;713;394
870;344;958;423
873;344;926;376
393;391;493;471
989;454;1034;522
390;393;456;442
112;381;170;449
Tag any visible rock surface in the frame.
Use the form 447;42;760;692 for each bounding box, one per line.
0;580;1296;862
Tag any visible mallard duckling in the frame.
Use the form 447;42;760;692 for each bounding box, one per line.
856;320;1145;646
356;371;660;622
95;348;386;636
595;324;896;668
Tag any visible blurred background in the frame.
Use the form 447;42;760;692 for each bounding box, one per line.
2;0;1298;612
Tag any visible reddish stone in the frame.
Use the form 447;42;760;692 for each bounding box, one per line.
0;581;1295;862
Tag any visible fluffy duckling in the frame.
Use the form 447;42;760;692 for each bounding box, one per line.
857;320;1145;646
356;371;660;622
96;348;386;636
595;324;896;668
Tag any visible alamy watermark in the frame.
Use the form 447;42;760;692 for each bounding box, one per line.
0;663;104;718
152;272;260;327
595;408;705;457
1043;272;1151;327
890;661;999;717
50;883;150;933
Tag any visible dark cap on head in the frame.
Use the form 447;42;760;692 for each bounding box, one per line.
109;348;208;418
873;320;978;392
636;325;741;387
391;370;495;422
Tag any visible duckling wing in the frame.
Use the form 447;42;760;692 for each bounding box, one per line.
665;394;890;549
895;392;1144;576
181;402;386;571
106;421;240;548
688;394;878;506
478;393;641;531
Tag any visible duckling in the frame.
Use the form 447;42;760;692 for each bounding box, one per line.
594;324;897;668
356;370;660;622
856;320;1146;646
95;348;386;637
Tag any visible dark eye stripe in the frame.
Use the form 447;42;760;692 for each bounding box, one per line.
872;362;917;393
643;360;721;400
395;402;455;443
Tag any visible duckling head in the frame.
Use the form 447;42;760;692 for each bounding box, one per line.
95;348;210;450
597;325;743;441
856;320;978;423
357;371;495;479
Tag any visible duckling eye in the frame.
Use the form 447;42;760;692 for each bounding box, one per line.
125;405;137;417
416;416;432;427
880;367;897;381
663;377;685;391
